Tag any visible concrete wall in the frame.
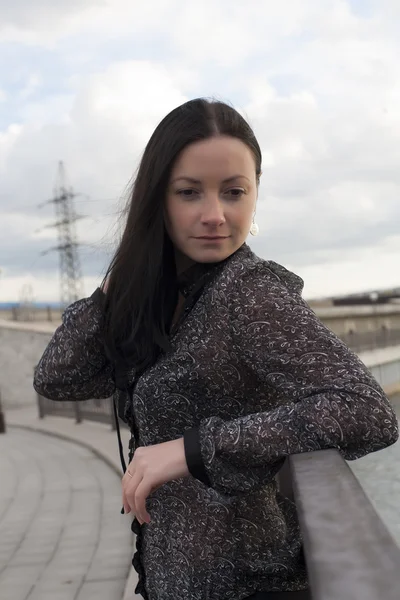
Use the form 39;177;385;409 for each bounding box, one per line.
0;324;52;409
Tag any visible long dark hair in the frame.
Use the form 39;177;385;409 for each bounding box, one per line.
102;98;262;373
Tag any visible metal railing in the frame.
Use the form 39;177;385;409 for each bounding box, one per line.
1;305;63;323
36;393;124;429
342;328;400;353
285;449;400;599
0;390;6;434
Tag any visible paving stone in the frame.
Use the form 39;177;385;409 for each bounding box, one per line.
0;429;133;600
76;578;127;600
9;551;52;567
0;565;38;600
28;581;81;600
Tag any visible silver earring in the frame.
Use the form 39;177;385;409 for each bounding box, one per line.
250;217;259;237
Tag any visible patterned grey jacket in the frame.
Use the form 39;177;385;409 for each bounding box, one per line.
33;243;398;600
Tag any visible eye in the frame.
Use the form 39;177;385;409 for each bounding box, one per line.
225;188;245;199
177;188;199;198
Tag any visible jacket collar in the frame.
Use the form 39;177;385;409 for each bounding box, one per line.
177;243;250;298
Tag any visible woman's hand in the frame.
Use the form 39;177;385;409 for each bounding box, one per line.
122;438;190;524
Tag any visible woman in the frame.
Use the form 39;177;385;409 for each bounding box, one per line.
33;98;398;600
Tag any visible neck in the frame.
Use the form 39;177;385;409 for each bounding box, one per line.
174;249;196;276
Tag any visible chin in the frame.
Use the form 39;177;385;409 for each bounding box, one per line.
190;248;233;264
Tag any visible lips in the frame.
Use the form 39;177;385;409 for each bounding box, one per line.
195;236;229;240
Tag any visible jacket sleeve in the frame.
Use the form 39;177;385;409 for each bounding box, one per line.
33;288;115;401
184;262;399;496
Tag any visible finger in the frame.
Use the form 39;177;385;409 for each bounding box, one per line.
122;465;135;487
122;489;131;514
134;479;152;524
126;470;144;518
121;472;133;513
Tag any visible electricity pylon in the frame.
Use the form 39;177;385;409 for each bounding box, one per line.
38;161;86;307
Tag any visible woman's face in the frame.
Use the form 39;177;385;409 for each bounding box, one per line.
165;135;258;269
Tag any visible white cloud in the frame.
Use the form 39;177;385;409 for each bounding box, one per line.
18;73;42;100
0;0;178;45
299;243;400;299
1;60;188;205
1;0;400;301
0;0;341;57
0;0;101;44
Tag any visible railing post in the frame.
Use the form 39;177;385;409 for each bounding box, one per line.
110;397;117;431
74;401;82;424
0;389;6;434
37;392;45;419
34;366;45;420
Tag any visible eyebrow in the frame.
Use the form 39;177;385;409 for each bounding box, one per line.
171;175;250;185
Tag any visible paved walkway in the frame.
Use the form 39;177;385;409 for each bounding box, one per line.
0;411;139;600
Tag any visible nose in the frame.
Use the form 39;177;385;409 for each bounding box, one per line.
200;196;226;227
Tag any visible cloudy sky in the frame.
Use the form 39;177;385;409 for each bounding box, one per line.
1;0;399;302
